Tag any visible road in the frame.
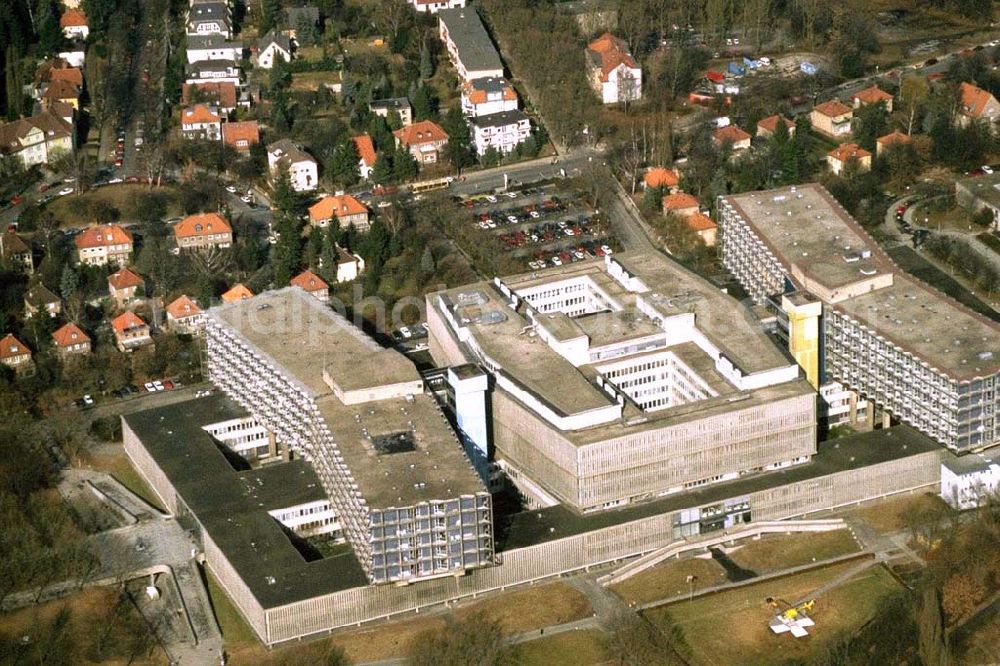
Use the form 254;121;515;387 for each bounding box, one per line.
447;149;599;196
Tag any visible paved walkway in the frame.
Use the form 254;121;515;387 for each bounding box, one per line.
5;468;224;666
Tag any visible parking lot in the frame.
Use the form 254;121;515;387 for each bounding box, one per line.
455;184;616;271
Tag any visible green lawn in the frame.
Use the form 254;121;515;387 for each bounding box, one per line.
727;529;860;574
46;184;183;227
645;562;902;666
205;569;259;650
82;447;166;513
516;629;610;666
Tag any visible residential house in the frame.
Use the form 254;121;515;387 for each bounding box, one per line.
438;8;504;82
712;125;752;151
291;270;330;302
757;114;796;139
827;143;871;175
876;130;911;156
334;245;365;283
182;81;238;114
0;109;75;168
46;64;84;90
469;110;531;155
461;77;518;117
41;78;81;110
394;120;449;165
851;85;894;113
60;8;89;40
166;295;204;333
187;1;231;38
185;34;243;64
75;224;133;266
57;48;85;68
47;100;75;126
52;323;91;357
174;212;233;250
585;33;642;105
0;231;34;272
955;172;1000;230
353;134;376;180
0;334;32;375
185;58;240;85
643;167;679;192
810;100;853;139
24;283;60;318
267;140;318;191
282;7;320;39
369;98;413;126
256;32;292;70
108;267;145;307
958;82;1000;126
412;0;466;14
181;104;223;140
662;192;700;217
686;212;717;247
111;311;152;352
222;120;260;153
308;195;370;231
221;283;254;303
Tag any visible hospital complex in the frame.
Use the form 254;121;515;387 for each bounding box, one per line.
122;185;999;646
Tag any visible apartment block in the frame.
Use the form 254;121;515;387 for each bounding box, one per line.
717;184;1000;453
427;253;817;513
204;287;493;584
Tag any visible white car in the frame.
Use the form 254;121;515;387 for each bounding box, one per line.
506;192;518;199
108;177;123;184
58;187;74;196
529;211;540;219
601;244;613;255
152;380;165;391
241;194;253;203
399;327;412;338
486;195;497;203
144;382;156;392
507;215;518;223
226;185;238;193
377;201;392;208
82;394;94;406
983;165;994;175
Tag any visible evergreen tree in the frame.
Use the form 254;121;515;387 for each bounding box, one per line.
271;217;303;286
59;265;78;302
442;107;474;171
392;145;418;181
368;114;394;153
272;166;299;216
329;140;360;187
420;246;435;276
419;39;434;79
372;151;393;184
854;102;889;153
480;146;502;168
259;0;282;34
410;83;435;121
296;13;317;47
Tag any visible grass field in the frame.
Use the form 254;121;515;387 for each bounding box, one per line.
610;556;728;605
839;492;950;534
46;184;182;227
727;529;860;574
516;629;610;666
223;581;592;664
645;562;902;666
204;570;258;650
79;446;166;513
290;70;342;92
0;587;169;665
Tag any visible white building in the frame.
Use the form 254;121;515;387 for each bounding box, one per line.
60;8;89;40
187;1;232;38
267;140;318;192
186;34;243;64
411;0;466;13
941;454;1000;510
469;110;531;156
438;8;504;83
461;77;518;118
180;104;222;140
256;32;292;70
585;33;642;105
185;58;240;85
